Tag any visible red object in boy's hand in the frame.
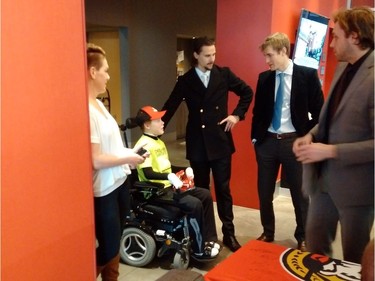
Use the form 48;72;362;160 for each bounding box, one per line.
175;170;195;192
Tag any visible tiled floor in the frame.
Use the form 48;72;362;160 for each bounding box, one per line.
98;197;347;281
97;139;369;281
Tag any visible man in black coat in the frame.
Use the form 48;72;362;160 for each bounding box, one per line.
251;32;324;250
162;36;253;252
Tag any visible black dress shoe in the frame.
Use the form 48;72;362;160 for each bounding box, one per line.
223;235;241;252
297;240;307;252
256;233;274;242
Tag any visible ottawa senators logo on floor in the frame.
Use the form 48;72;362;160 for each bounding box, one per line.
280;248;361;280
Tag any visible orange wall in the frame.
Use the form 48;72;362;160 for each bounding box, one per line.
1;1;96;280
216;0;347;208
1;1;373;279
216;0;273;208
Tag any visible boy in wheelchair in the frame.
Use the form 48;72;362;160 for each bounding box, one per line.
130;105;220;260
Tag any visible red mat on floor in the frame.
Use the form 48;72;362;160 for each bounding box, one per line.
204;240;362;281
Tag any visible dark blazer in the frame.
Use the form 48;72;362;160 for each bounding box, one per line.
162;65;253;161
251;64;324;143
303;51;374;207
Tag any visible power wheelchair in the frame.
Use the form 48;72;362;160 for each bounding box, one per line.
118;119;194;269
119;170;193;269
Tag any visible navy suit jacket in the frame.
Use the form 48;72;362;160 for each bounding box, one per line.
162;65;253;161
251;64;324;143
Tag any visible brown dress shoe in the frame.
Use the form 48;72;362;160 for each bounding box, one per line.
297;241;307;252
223;235;241;252
256;234;274;242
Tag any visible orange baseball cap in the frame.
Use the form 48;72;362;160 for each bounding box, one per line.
136;106;166;125
141;106;166;120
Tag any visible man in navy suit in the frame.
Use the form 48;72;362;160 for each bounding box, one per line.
293;6;374;263
162;36;253;252
251;32;324;250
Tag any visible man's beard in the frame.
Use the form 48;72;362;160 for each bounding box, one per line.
204;64;213;71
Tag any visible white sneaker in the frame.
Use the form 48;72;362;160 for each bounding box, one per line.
206;241;221;251
193;245;219;260
210;247;219;257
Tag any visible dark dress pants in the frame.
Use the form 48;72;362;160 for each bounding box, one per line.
187;187;218;242
254;136;308;242
307;191;374;263
190;155;235;237
162;187;217;253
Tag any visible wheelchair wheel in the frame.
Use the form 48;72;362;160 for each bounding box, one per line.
120;227;156;267
171;248;190;269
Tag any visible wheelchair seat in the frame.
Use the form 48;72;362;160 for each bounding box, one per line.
142;203;183;220
131;181;185;222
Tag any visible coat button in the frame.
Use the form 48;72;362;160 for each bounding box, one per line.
215;106;219;110
200;109;203;113
202;125;205;128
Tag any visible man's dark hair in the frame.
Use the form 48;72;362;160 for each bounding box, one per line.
191;36;215;66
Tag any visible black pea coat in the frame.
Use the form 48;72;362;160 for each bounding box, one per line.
162;65;253;162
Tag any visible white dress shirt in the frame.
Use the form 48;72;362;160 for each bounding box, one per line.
268;59;296;134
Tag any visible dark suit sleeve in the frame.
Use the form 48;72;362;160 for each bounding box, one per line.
225;68;253;120
161;77;184;128
251;74;262;140
251;72;271;141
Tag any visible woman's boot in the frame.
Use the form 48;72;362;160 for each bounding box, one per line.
96;265;105;278
101;254;120;281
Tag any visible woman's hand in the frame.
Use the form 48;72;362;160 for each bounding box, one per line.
91;143;147;170
126;152;147;167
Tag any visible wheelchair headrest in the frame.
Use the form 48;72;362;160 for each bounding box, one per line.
125;117;139;129
118;118;138;132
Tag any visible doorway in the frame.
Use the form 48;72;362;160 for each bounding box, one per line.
175;37;194;139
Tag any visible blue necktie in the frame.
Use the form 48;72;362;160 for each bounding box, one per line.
272;73;284;131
